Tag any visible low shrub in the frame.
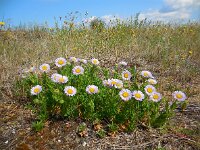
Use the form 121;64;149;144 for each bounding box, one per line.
18;57;187;132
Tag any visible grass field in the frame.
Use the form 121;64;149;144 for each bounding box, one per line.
0;19;200;149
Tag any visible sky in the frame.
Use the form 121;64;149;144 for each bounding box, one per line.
0;0;200;27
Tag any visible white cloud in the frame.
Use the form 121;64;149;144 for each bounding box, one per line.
139;9;190;22
139;0;200;22
83;15;121;25
165;0;200;10
101;15;120;24
83;16;97;24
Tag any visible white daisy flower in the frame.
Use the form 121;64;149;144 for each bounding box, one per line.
119;89;132;101
114;79;123;89
69;57;78;63
103;80;110;86
57;75;68;84
23;69;30;74
86;85;99;94
80;59;87;64
91;58;100;65
172;91;187;101
148;79;157;85
144;85;156;95
55;57;67;67
103;79;113;87
141;70;154;78
150;92;162;102
28;66;36;73
64;86;77;96
39;63;50;73
110;79;120;87
119;61;127;66
132;90;145;101
122;70;132;80
23;66;36;73
31;85;42;95
51;73;62;83
72;66;84;75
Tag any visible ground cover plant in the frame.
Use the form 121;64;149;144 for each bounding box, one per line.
19;56;187;132
0;17;200;149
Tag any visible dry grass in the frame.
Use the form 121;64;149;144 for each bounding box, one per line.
0;22;199;89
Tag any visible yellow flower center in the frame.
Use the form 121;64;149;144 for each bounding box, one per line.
72;58;76;62
153;94;159;100
42;65;48;71
75;68;81;73
0;22;5;26
135;93;141;99
116;83;122;88
176;93;183;99
58;59;64;65
144;72;148;77
67;89;73;94
111;81;116;85
149;79;154;84
93;60;97;64
147;87;153;93
34;88;40;93
59;77;65;83
124;73;129;78
89;87;95;93
54;76;57;80
122;92;129;98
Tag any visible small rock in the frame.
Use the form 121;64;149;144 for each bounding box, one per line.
82;141;87;147
5;140;8;144
12;129;16;134
58;139;61;142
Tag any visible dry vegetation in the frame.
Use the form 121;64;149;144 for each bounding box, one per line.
0;20;200;149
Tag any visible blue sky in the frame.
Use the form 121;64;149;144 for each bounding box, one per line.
0;0;200;26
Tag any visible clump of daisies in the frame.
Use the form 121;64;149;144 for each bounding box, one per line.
20;56;188;132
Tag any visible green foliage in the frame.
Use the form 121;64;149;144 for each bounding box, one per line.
32;121;44;132
108;122;119;133
96;129;106;138
77;122;87;133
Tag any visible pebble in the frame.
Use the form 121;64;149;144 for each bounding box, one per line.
82;141;87;147
12;129;16;134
